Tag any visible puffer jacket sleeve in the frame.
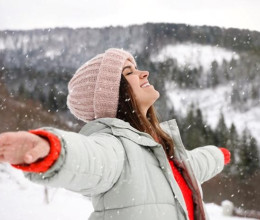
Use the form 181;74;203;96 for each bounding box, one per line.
185;145;225;183
24;127;125;196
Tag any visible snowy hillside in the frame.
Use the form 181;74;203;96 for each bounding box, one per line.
166;82;260;145
0;163;257;220
151;43;240;72
150;43;260;146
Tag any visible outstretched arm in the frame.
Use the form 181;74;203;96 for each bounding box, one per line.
0;128;125;196
186;145;230;183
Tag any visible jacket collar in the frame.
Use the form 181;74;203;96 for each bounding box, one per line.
80;117;177;148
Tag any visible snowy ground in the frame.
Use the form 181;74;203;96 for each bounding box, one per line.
0;164;256;220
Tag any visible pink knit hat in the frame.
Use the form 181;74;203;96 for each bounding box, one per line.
67;48;137;122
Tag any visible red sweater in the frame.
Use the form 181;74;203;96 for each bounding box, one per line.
12;131;231;220
168;147;230;220
169;159;194;220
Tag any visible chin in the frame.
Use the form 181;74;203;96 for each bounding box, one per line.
151;93;160;105
154;90;160;100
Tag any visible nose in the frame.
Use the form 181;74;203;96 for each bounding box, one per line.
139;70;149;79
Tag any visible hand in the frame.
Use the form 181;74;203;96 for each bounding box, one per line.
0;131;50;165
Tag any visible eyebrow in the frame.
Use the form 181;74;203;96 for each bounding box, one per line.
122;66;132;72
122;65;137;73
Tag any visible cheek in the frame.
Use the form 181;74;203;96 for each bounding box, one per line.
127;80;142;101
126;77;140;91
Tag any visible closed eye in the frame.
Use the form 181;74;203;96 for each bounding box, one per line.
126;72;133;75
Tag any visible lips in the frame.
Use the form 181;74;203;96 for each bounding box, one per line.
140;81;150;88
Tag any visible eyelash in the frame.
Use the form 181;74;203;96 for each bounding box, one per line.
125;67;137;75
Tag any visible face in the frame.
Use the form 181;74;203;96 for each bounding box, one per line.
121;59;160;116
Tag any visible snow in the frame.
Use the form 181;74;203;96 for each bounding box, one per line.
0;163;93;220
166;81;260;146
16;35;30;50
0;163;257;220
206;203;256;220
0;39;5;50
45;50;62;59
0;36;17;50
151;43;240;72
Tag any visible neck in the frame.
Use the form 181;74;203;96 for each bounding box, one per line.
140;106;149;118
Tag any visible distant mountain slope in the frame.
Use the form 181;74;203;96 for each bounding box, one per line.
151;42;260;144
1;23;259;72
167;82;260;144
151;43;240;72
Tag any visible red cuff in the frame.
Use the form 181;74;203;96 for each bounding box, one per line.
12;130;61;173
219;148;231;165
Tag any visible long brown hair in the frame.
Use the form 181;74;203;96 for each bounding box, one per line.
116;75;175;158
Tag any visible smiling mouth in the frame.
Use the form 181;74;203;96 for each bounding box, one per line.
140;82;151;88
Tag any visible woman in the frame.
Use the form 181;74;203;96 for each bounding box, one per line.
0;48;230;220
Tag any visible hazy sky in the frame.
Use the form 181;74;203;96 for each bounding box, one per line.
0;0;259;32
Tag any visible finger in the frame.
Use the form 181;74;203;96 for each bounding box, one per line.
0;132;21;149
0;155;6;163
0;149;7;161
24;145;49;164
0;132;12;146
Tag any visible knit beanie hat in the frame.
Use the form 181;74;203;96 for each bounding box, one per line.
67;48;137;122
